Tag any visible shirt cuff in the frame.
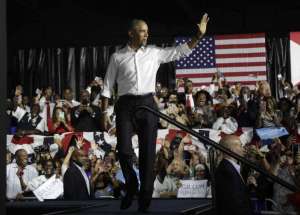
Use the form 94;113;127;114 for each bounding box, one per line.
180;43;193;57
101;88;112;99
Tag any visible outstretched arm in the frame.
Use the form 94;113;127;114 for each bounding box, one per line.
187;13;209;50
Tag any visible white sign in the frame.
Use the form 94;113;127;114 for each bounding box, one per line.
177;180;208;198
33;175;64;201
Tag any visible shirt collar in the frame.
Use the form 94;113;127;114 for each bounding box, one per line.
225;158;241;173
126;44;146;52
73;162;84;171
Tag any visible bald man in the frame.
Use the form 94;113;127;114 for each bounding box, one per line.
63;148;91;200
101;14;209;212
215;135;253;215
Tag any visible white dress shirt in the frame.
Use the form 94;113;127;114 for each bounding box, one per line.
6;163;38;199
102;43;192;98
39;97;55;131
12;106;45;132
186;94;195;111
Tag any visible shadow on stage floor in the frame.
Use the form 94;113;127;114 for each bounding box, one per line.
6;198;212;215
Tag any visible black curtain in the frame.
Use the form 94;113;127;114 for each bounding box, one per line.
266;33;291;99
9;45;175;99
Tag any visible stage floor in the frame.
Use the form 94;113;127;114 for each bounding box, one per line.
7;198;212;215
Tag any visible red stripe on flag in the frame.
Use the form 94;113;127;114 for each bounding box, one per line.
176;71;266;78
191;81;260;86
215;33;265;40
290;32;300;45
216;62;266;67
215;53;266;58
215;43;265;49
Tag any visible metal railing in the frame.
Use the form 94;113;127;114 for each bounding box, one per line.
138;105;300;193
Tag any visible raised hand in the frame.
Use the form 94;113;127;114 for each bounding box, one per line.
197;13;209;38
76;136;84;149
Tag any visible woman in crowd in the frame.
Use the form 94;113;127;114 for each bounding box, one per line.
49;107;74;134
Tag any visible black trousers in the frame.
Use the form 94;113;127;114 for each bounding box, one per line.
115;93;158;200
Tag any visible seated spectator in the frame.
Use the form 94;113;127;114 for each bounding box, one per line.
256;97;281;128
6;149;38;200
154;86;169;110
93;172;115;198
22;96;31;113
49;107;74;134
194;163;208;180
12;103;45;138
167;135;190;179
273;150;297;213
278;97;294;130
180;79;196;115
212;106;238;134
160;93;190;128
247;80;272;125
91;83;103;106
236;86;256;127
27;159;59;192
71;90;102;131
7;150;12;164
91;159;120;198
39;86;55;132
153;153;179;198
62;87;80;108
191;90;215;128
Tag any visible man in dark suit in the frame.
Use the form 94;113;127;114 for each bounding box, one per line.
63;148;91;200
215;135;253;215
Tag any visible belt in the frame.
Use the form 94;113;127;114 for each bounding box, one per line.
119;93;154;99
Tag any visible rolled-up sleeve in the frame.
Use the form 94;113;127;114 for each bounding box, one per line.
157;43;192;64
102;54;118;98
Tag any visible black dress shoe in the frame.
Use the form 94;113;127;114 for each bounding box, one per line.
120;193;134;210
137;205;149;213
138;198;151;213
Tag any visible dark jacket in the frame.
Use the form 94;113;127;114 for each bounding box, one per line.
215;159;253;215
63;162;91;200
71;104;102;132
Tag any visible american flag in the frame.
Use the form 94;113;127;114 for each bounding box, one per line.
175;33;267;88
290;32;300;86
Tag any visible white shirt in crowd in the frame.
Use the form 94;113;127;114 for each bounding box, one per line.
102;43;192;98
62;99;80;108
12;106;45;133
152;175;178;198
212;117;238;134
6;163;38;199
186;94;195;111
39;96;55;131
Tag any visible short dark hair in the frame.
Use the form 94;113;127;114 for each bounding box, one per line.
128;19;146;31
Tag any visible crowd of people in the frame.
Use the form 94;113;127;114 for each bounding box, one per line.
5;72;300;213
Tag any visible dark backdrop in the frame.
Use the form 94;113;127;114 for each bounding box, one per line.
7;0;300;98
